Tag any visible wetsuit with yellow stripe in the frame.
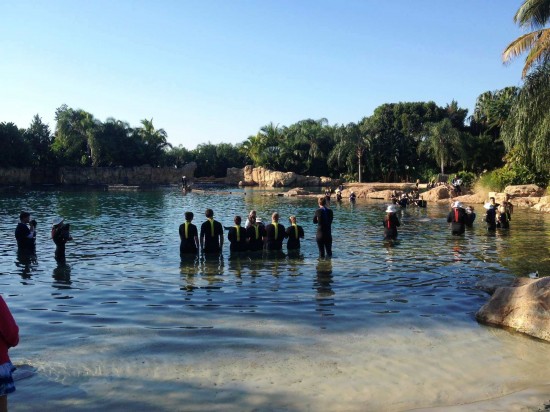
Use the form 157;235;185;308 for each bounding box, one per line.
179;221;198;255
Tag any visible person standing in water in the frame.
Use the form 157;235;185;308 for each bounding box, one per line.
313;197;333;257
228;216;247;253
0;294;19;412
484;202;497;232
246;215;265;252
179;212;199;256
383;205;400;241
264;212;286;251
51;217;72;262
200;209;224;254
447;201;467;235
285;215;304;251
15;211;36;253
465;206;476;228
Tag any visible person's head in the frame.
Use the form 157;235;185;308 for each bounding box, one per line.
20;211;30;223
318;197;327;206
385;205;398;214
490;197;496;204
234;215;242;225
452;201;464;209
249;210;257;219
184;211;193;221
289;215;297;224
205;209;214;218
52;217;64;227
271;212;279;222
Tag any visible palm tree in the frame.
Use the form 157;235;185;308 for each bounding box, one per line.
417;119;462;175
137;119;171;165
502;0;550;77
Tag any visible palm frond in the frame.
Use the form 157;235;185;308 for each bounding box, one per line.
514;0;550;29
502;30;543;63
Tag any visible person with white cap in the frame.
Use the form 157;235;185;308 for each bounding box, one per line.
51;217;72;262
383;204;400;241
447;201;466;235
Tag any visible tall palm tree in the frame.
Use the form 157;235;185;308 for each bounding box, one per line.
417;119;462;175
502;0;550;77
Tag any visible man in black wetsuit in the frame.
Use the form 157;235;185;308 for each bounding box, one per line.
246;215;265;252
285;215;304;251
227;216;247;253
15;211;36;253
313;197;333;258
179;211;199;256
200;209;224;254
264;212;286;251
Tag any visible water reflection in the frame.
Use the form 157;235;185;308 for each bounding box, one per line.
315;258;334;316
52;263;72;289
15;250;37;279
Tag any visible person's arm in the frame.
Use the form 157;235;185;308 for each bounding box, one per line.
313;209;319;224
199;224;205;250
0;297;19;348
217;222;224;250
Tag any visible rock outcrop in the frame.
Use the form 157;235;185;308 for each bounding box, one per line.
504;184;545;198
476;276;550;342
226;165;339;187
422;185;451;202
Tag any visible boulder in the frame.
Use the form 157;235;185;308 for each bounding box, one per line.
453;193;485;205
422;186;450;202
284;188;312;196
476;276;550;342
512;197;541;208
225;167;244;185
366;189;394;200
504;184;545;198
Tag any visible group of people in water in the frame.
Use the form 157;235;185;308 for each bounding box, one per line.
446;195;514;236
179;196;334;258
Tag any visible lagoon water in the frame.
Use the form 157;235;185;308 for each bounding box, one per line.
1;188;550;411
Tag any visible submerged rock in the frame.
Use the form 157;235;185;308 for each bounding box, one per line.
476;276;550;342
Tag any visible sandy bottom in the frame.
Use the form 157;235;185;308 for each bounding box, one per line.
9;317;550;412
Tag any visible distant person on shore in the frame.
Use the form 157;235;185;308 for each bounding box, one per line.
313;197;333;258
51;217;72;262
265;212;286;251
465;206;476;227
447;201;466;235
246;214;266;252
451;175;462;195
324;188;331;204
383;205;400;241
484;202;497;232
286;216;304;251
228;216;247;253
200;209;224;254
15;211;36;253
179;212;199;256
0;295;19;412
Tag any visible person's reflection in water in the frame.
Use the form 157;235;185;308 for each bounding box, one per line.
228;254;244;281
15;249;37;279
200;253;225;280
286;250;304;277
52;262;72;289
180;256;200;295
315;259;335;318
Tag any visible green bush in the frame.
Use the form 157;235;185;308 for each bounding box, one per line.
476;165;549;192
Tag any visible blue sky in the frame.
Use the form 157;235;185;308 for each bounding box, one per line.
1;0;526;149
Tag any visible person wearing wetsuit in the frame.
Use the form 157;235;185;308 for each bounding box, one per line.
246;215;265;252
484;203;497;232
383;205;400;240
228;216;247;253
285;215;304;251
447;201;467;235
313;197;333;257
51;217;72;262
15;211;36;253
200;208;224;254
497;205;510;229
465;206;476;227
179;211;199;256
264;212;286;251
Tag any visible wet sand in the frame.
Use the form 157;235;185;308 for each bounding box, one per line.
10;319;550;411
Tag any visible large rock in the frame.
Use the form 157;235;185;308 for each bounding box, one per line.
532;197;550;213
512;196;541;208
231;166;338;187
453;193;485;204
365;189;394;200
422;185;451;201
504;184;545;198
476;276;550;342
0;168;32;185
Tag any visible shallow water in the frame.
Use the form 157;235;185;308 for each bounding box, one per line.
1;188;549;411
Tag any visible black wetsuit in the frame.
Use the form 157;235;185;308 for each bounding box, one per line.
228;226;247;252
285;224;304;250
264;222;286;251
200;219;224;253
52;225;71;262
313;207;333;257
15;222;35;252
179;221;198;255
383;214;400;240
497;207;510;229
485;208;497;231
447;207;467;235
465;212;476;227
246;224;265;252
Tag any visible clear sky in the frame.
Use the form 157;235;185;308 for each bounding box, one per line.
1;0;526;149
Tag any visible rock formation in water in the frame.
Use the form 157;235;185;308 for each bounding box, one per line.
225;165;338;187
476;276;550;342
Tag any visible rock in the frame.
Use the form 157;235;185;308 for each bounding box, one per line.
453;193;485;204
225;167;245;185
229;166;339;187
504;184;545;198
284;188;313;196
422;186;451;201
476;276;550;342
366;189;394;200
512;197;541;208
475;274;516;295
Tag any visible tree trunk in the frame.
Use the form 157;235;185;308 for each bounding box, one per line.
358;154;362;183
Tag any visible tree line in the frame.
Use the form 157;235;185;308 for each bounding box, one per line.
1;0;549;188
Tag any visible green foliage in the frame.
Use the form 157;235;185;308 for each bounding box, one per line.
477;163;549;192
0;122;32;167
